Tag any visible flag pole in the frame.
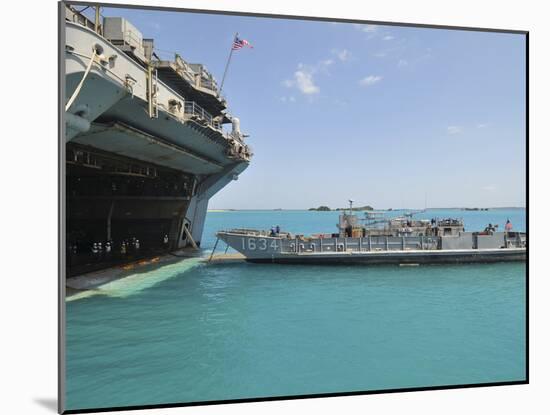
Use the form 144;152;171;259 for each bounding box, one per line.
219;32;238;95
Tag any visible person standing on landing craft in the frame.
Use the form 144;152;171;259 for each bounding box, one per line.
505;219;513;232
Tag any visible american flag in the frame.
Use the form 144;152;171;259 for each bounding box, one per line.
232;36;253;50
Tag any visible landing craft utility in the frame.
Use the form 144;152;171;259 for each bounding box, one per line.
215;203;526;265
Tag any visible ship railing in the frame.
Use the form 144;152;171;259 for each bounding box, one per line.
199;74;219;93
183;101;222;131
435;218;464;226
190;64;220;95
173;55;223;97
281;236;441;254
66;6;95;31
223;229;268;236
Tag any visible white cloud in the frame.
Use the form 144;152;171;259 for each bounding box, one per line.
333;49;351;62
287;68;320;95
359;75;383;87
282;58;336;96
447;125;462;135
282;52;351;96
357;24;378;33
482;185;497;192
374;51;387;58
383;35;394;40
477;123;489;128
398;59;408;67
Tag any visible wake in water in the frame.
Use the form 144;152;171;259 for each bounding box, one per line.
66;257;204;302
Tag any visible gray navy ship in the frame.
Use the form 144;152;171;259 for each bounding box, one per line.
216;204;526;265
64;5;251;276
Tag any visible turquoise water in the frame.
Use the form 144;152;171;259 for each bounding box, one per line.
65;208;526;411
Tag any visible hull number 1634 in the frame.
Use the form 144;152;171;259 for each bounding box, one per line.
241;238;277;251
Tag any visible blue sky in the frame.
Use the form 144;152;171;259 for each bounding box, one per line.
98;7;526;209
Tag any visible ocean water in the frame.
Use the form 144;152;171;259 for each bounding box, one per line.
65;208;526;411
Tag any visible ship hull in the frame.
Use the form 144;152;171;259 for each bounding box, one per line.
64;20;250;276
216;231;526;266
244;248;526;265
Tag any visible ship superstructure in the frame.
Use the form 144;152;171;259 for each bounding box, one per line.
64;5;252;275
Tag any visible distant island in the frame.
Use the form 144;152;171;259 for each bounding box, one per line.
308;205;374;212
462;208;490;211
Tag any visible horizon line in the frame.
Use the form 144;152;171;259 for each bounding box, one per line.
208;206;527;211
